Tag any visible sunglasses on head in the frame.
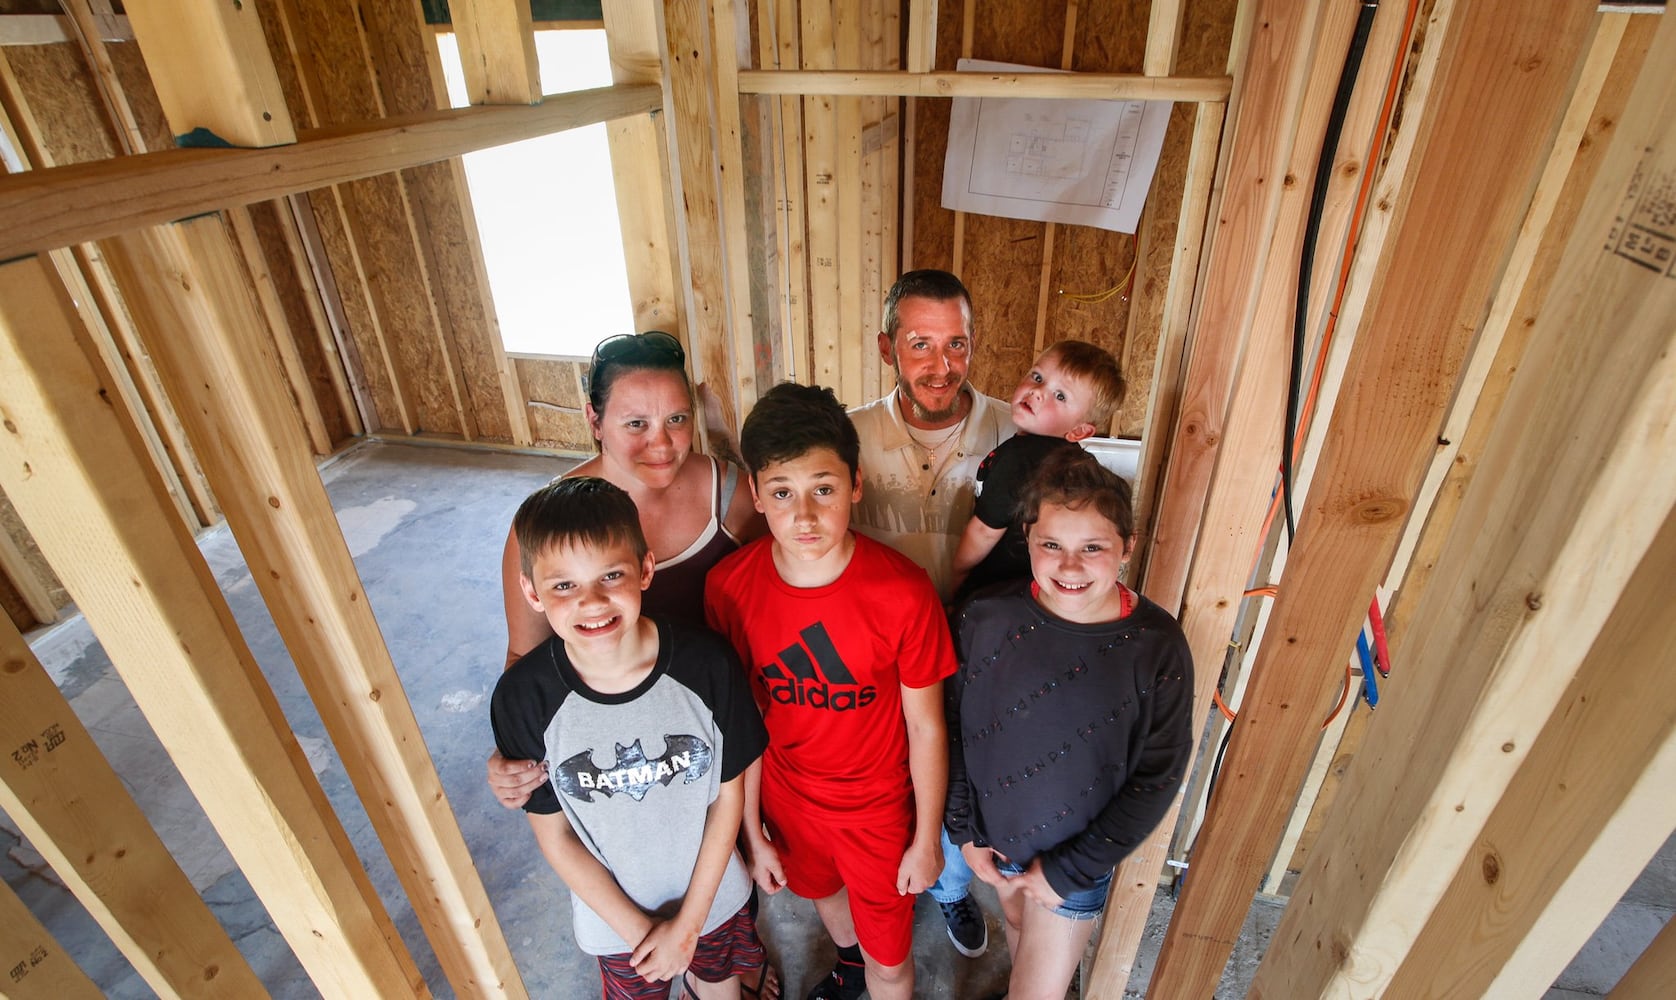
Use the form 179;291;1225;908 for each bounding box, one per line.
590;331;685;371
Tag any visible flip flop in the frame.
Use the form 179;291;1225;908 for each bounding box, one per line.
741;962;781;1000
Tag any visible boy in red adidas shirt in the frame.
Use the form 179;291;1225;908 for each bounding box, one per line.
705;383;953;1000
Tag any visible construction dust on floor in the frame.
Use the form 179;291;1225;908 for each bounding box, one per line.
3;442;1666;998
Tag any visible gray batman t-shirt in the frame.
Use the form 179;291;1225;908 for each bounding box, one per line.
491;621;767;955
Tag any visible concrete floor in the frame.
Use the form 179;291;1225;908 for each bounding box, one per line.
3;441;1668;998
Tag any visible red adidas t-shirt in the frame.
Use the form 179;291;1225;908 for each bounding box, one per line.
704;533;957;826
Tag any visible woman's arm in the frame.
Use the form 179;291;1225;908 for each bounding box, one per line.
720;462;769;543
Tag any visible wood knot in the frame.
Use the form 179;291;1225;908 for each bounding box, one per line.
1350;495;1406;524
1525;592;1542;611
1482;850;1501;885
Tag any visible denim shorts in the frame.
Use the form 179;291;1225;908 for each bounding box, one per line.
993;856;1113;921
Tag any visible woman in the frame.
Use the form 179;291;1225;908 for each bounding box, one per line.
487;333;779;999
498;331;762;668
490;332;762;802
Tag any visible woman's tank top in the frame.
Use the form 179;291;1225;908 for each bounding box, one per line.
641;456;742;626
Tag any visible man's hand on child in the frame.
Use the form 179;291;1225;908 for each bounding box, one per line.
895;836;944;895
630;917;699;983
486;749;545;808
1017;858;1067;912
960;842;1006;888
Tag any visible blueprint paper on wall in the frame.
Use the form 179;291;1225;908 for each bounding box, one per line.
941;59;1173;234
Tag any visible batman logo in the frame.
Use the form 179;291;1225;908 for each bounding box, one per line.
551;735;712;803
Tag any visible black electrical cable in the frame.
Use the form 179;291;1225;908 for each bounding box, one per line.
1283;0;1381;540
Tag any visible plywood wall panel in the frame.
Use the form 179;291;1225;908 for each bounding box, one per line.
3;44;118;163
247;199;357;446
103;41;172;151
308;190;405;430
515;357;592;453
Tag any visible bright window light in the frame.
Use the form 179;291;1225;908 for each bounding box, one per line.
436;30;635;358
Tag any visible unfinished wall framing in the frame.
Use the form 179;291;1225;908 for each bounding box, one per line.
1;1;1672;996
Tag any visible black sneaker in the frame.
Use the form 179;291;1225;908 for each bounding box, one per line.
938;894;989;958
804;956;866;1000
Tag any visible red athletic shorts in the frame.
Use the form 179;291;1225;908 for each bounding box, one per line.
595;902;765;1000
764;806;916;967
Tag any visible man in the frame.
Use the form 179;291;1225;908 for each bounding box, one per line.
850;270;1015;603
848;269;1014;959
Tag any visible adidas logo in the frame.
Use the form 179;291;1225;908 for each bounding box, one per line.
760;622;878;712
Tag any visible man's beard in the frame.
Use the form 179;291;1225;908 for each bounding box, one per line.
896;370;968;424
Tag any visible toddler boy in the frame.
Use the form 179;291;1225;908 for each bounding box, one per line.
951;339;1125;598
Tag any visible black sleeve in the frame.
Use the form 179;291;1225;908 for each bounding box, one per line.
681;626;768;783
489;644;564;815
943;610;980;846
1041;625;1196;896
970;442;1020;529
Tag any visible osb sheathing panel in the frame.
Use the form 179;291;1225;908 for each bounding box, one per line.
271;0;513;442
1;495;67;628
247;200;357;446
3;44;119;163
911;0;1237;437
514;358;593;453
104;41;174;152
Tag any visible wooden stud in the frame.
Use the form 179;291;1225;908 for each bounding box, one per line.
59;0;145;154
734;68;1230;100
1276;12;1651;891
450;0;542;105
1387;11;1653;636
1133;0;1325;615
800;1;843;390
875;0;903;395
286;192;373;438
656;0;747;430
1124;100;1222;581
278;193;367;438
710;0;761;414
57;245;216;528
0;83;662;260
864;0;891;402
1113;0;1376;992
603;0;686;338
0;254;423;998
949;0;975;280
755;0;811;381
0;614;266;997
121;0;294;147
1145;0;1186;77
1250;8;1676;995
0;881;99;999
228;204;335;456
1384;507;1676;998
104;216;527;998
906;0;938;74
835;3;865;403
1031;2;1080;356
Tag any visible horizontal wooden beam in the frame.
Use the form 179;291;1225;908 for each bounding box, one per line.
736;68;1230;100
0;82;661;260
